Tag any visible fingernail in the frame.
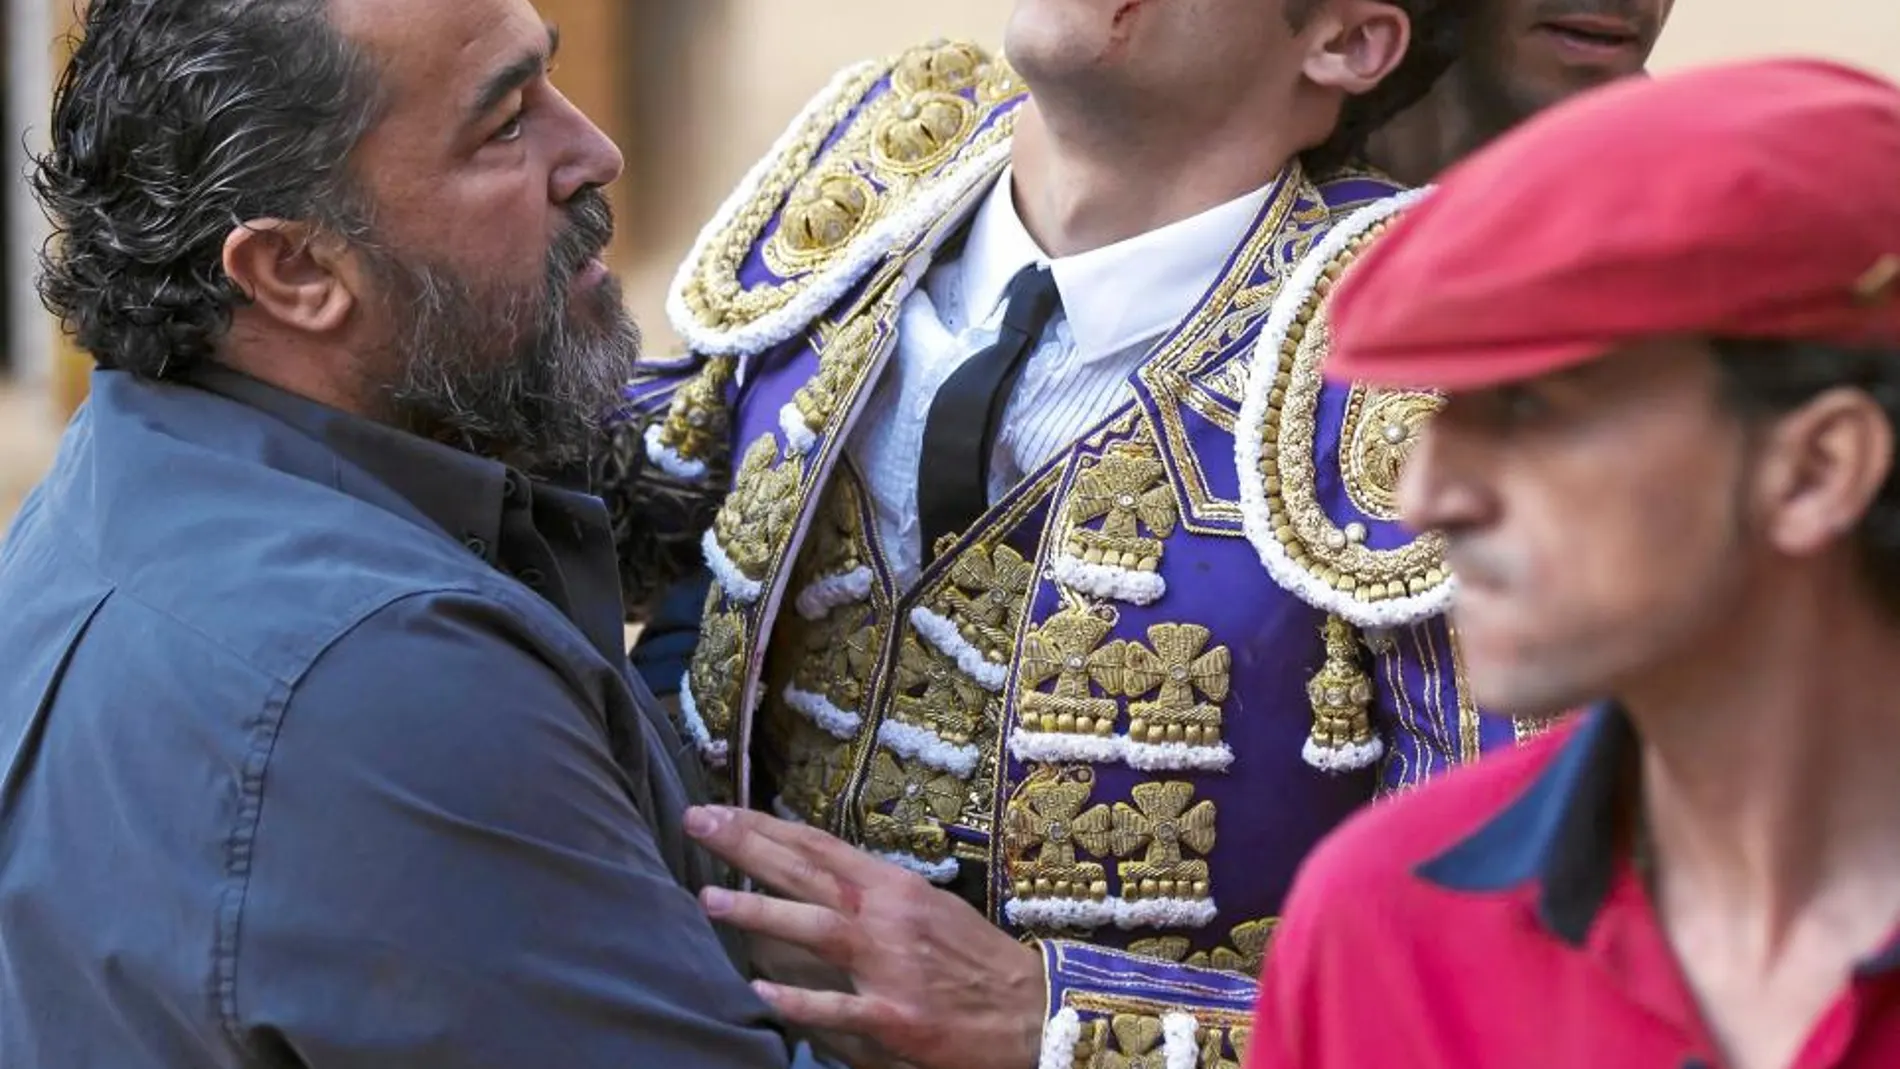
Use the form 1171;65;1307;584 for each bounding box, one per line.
703;887;732;916
684;806;725;838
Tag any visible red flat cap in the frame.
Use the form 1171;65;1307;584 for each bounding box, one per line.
1325;58;1900;391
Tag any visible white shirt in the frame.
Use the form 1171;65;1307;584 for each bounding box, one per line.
848;168;1273;588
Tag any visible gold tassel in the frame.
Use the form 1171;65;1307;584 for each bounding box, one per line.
1303;614;1384;772
656;354;738;463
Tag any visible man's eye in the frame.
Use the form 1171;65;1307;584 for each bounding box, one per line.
492;112;525;143
1496;385;1550;423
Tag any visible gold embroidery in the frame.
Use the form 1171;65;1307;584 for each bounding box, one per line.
1119;624;1232;747
1112;782;1216;901
872;92;976;175
1084;1015;1169;1069
678;59;885;331
1065;443;1178;574
756;42;1018;283
711;437;806;582
891;636;990;745
1342;386;1443;521
776;718;855;825
942;543;1035;660
1003;767;1113;902
1201;919;1277;974
861;750;964;858
689;596;747;739
1307;615;1378;756
792;470;870;584
1137;178;1325;531
766;168;880;273
1129;918;1277;976
1019;609;1126;736
891;39;994;95
1254;220;1450;602
785;312;886;447
652;354;737;466
790;603;880;713
1200;1026;1252;1069
1124;936;1192;963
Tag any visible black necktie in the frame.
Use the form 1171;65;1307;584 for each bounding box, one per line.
916;264;1063;561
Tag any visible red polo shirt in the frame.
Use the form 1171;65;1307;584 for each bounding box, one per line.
1246;707;1900;1069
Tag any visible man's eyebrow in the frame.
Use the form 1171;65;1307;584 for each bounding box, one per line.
469;22;561;123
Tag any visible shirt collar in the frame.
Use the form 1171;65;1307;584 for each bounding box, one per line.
1415;704;1636;946
1417;704;1900;974
189;366;509;562
958;165;1280;360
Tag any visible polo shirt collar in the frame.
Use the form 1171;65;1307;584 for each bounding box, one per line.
1418;705;1900;975
1415;704;1634;946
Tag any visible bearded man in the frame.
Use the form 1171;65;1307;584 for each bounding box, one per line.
0;0;795;1065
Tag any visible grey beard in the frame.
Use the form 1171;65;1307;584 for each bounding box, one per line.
373;245;639;474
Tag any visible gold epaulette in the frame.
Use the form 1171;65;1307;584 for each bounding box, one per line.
667;40;1025;358
1235;189;1455;631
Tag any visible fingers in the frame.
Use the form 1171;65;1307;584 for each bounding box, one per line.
754;980;893;1039
705;887;856;969
687;806;849;908
687;806;899;910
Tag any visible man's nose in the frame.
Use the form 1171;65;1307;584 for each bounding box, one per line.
549;92;626;205
1396;424;1486;535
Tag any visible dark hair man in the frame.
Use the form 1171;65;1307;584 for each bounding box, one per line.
1248;59;1900;1069
1365;0;1674;182
0;0;792;1065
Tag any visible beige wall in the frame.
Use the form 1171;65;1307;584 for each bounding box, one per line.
1653;2;1900;73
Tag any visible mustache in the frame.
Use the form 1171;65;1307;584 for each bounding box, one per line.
1527;0;1658;31
549;187;615;281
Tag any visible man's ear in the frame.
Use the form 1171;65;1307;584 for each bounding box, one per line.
220;219;361;335
1751;388;1896;559
1300;0;1412;96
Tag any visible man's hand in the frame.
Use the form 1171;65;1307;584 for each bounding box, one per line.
686;806;1044;1069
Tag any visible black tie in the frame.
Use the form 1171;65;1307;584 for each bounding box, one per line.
917;264;1064;561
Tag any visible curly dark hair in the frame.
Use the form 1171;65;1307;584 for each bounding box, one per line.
1713;337;1900;618
33;0;384;379
1289;0;1469;171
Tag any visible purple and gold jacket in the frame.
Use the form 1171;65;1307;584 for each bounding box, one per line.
599;40;1525;1069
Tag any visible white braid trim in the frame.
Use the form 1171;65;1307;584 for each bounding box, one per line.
1050;553;1167;606
876;720;981;779
1009;730;1234;773
677;674;730;768
1037;1008;1084;1069
909;607;1009;691
1004;897;1117;931
665;65;1014;359
783;686;863;741
643;423;709;481
702;527;764;605
1002;896;1218;932
793;567;874;621
1302;734;1386;773
1123;739;1235;774
1113;897;1220;930
778;402;819;456
873;850;960;884
1009;730;1125;766
1236;187;1455;629
1162;1013;1201;1069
